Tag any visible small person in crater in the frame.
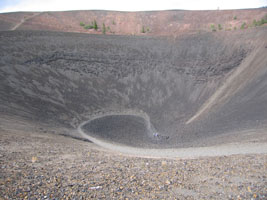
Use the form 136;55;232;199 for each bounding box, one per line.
153;132;169;140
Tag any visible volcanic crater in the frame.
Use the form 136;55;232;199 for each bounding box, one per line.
1;26;267;150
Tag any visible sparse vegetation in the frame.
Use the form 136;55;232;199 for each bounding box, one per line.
102;23;106;34
140;26;150;33
209;14;266;33
81;21;113;34
253;16;267;26
241;22;247;29
81;20;99;31
112;20;116;25
93;20;98;30
210;24;216;32
253;19;258;26
141;26;146;33
84;24;94;29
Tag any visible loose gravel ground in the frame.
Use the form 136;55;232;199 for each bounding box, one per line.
0;130;266;199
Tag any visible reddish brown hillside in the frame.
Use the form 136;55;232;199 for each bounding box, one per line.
0;9;266;36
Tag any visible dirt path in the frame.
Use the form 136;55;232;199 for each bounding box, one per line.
11;13;40;31
78;123;267;159
186;44;267;124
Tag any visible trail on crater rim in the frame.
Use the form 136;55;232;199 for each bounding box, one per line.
186;42;267;124
11;13;40;31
